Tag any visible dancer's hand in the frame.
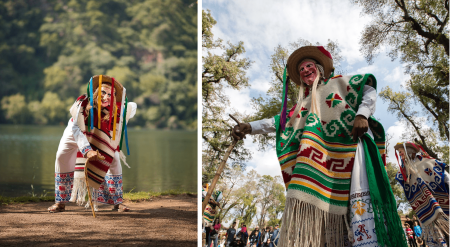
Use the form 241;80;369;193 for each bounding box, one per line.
86;150;105;161
232;123;252;141
351;115;369;142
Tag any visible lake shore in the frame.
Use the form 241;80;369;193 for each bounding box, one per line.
0;194;197;246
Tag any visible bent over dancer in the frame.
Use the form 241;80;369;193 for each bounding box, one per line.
48;75;136;213
232;46;407;247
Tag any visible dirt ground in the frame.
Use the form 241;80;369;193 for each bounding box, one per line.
0;195;197;246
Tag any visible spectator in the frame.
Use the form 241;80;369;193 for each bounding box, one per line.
264;239;271;247
405;223;418;247
208;218;221;247
262;227;270;245
413;221;423;246
271;224;279;247
249;227;260;247
226;222;237;247
405;215;417;243
240;224;248;245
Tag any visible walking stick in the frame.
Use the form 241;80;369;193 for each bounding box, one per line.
202;114;242;213
84;150;105;218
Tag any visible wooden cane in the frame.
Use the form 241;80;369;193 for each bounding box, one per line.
202;114;242;213
85;163;96;218
84;150;105;218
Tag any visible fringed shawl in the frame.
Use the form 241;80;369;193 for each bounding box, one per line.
395;156;449;242
275;74;390;247
71;94;123;189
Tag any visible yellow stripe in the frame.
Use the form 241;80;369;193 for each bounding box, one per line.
98;75;102;129
301;138;356;159
303;132;357;149
296;157;351;179
290;180;349;201
281;159;296;171
278;152;296;162
112;105;117;140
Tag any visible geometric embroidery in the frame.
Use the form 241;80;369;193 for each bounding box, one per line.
352;201;366;216
97;174;123;205
326;93;343;108
55;172;74;203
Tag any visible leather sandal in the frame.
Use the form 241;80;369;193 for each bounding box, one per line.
113;204;130;212
48;203;65;213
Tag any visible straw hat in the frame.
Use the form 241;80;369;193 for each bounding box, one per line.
394;142;420;153
91;75;124;103
287;46;334;85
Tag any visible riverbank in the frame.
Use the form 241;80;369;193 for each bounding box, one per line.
0;193;197;246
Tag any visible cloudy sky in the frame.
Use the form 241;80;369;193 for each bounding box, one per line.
203;0;418;178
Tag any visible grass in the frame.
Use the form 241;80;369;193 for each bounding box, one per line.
124;189;197;201
0;189;197;205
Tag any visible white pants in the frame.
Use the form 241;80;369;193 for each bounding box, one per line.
54;119;123;204
55;119;122;175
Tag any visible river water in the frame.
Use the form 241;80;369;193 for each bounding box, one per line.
0;125;197;197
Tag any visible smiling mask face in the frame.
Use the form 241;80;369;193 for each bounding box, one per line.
298;60;318;85
100;85;112;108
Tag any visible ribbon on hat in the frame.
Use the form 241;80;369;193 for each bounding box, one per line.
280;66;288;131
89;77;94;131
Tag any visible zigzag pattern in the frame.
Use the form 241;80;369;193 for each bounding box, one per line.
351;217;375;225
353;240;381;247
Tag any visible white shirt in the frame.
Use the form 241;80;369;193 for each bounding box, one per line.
249;85;376;134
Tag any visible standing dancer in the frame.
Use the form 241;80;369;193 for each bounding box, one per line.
48;75;137;213
232;46;407;246
394;142;449;247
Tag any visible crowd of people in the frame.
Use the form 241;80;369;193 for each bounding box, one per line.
203;220;280;247
404;215;424;247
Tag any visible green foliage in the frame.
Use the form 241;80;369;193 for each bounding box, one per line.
354;0;449;162
0;0;197;129
380;87;449;163
215;167;285;228
202;9;253;184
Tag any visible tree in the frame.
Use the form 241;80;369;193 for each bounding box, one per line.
256;175;285;228
202;9;252;184
352;0;449;162
0;0;198;129
250;39;343;150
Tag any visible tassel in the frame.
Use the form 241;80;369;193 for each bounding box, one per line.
84;187;99;212
120;96;128;150
98;75;102;129
395;150;407;182
280;66;288;132
125;116;130;155
119;150;130;168
89;77;94;131
278;198;344;247
86;82;91;132
113;103;117;140
109;77;114;129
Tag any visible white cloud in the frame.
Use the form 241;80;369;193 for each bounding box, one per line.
243;136;281;177
205;0;372;67
386;121;406;164
349;64;379;75
383;66;411;86
224;87;255;115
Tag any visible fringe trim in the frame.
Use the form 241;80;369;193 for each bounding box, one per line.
120;150;130;168
422;213;449;246
69;177;87;206
278;197;344;247
84;188;99;212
